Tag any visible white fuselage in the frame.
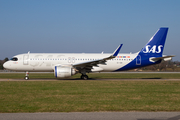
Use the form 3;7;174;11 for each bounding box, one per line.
4;53;138;72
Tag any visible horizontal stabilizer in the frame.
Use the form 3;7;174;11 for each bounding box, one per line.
150;55;175;62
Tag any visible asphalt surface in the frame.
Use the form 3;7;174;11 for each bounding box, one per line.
0;112;180;120
0;78;180;81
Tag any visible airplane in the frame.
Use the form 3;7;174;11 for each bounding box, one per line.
3;27;174;80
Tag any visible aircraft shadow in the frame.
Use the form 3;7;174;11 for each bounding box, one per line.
142;77;161;79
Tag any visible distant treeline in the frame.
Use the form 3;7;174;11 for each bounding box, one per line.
0;58;8;69
136;60;180;71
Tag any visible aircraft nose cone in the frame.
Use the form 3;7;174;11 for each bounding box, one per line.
3;62;10;69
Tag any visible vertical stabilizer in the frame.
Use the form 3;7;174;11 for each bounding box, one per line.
139;28;168;57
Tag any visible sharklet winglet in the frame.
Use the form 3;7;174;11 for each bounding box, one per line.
112;44;123;57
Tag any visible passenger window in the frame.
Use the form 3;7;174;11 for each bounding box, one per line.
10;57;18;61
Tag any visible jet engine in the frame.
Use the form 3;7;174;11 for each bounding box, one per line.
54;66;77;78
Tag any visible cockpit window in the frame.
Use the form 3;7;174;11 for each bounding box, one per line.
10;57;18;61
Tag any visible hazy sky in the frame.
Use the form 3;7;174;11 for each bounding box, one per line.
0;0;180;61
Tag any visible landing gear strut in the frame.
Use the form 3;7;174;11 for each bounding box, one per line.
80;69;89;80
81;74;89;80
24;71;29;80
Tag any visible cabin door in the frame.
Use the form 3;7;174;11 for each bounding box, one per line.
136;55;141;65
23;55;29;65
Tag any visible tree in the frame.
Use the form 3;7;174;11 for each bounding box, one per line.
142;60;179;71
0;57;9;70
4;57;9;62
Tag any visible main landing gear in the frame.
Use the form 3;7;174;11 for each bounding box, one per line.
24;71;29;80
80;70;89;80
81;74;89;80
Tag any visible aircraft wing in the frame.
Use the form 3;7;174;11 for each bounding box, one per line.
73;44;123;72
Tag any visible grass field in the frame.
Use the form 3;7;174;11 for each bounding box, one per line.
0;80;180;112
0;73;180;113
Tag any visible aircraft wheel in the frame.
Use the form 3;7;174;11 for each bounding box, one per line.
24;76;29;80
81;75;89;80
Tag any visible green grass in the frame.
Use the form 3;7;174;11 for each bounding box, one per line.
88;73;180;79
0;80;180;112
0;72;180;79
0;73;54;79
0;72;180;112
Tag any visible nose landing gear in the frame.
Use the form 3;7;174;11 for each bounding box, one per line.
24;71;29;80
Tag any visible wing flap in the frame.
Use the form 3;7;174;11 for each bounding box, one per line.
73;44;123;72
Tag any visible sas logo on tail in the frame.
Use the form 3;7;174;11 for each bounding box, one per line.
143;45;163;53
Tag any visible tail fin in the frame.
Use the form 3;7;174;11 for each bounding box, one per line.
139;27;168;57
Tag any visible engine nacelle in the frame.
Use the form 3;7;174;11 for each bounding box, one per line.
54;66;77;78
